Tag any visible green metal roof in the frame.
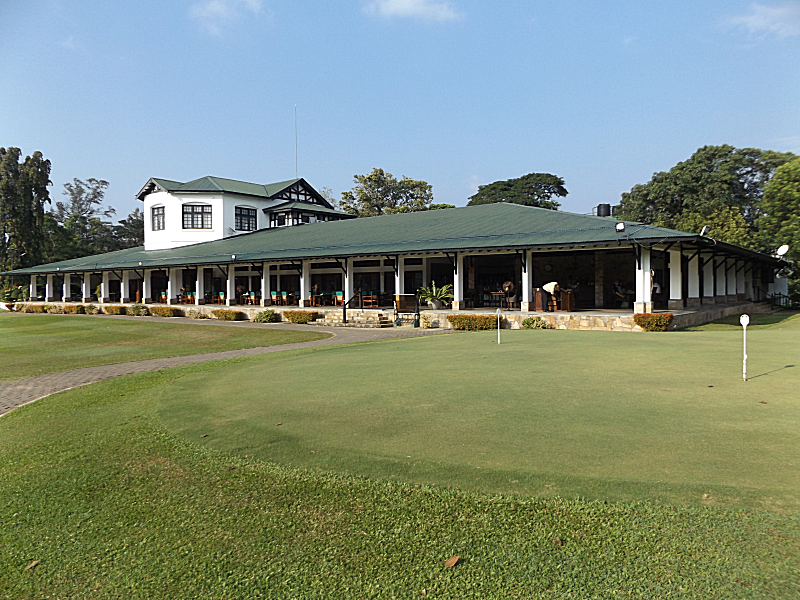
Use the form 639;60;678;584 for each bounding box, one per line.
4;203;780;275
136;176;303;201
265;201;355;217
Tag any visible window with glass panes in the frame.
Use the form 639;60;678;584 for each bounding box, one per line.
182;204;212;229
151;206;165;231
235;207;257;231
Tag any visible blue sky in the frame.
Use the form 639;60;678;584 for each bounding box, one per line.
2;1;799;219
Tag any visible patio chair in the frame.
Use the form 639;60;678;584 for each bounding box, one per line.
281;291;288;305
334;291;343;306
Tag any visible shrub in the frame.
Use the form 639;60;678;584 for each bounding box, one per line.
186;309;210;319
126;304;148;316
102;305;127;315
150;306;183;318
522;316;552;329
633;313;673;332
446;314;496;331
252;309;280;323
21;304;48;313
283;310;318;324
63;304;86;314
420;314;433;329
47;304;66;314
84;304;99;315
211;309;246;321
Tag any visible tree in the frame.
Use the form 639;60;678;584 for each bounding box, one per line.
0;147;51;274
466;173;566;209
759;157;800;299
339;168;434;217
615;145;795;245
52;178;114;222
114;208;144;248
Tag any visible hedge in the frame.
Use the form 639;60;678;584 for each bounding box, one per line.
283;310;318;324
522;316;552;329
211;309;246;321
102;305;127;315
20;304;47;313
47;305;66;314
150;306;183;318
252;309;280;323
186;309;210;319
446;314;496;330
63;304;86;314
633;313;673;332
126;304;148;317
84;304;99;315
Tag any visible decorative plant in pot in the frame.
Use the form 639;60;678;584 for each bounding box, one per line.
417;280;454;310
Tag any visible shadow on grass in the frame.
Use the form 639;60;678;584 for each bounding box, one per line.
750;364;795;379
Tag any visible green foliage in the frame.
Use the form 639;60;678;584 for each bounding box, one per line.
149;306;183;318
185;309;210;319
467;172;566;209
63;304;86;314
760;157;800;300
417;280;454;303
0;285;29;303
101;305;127;315
615;145;795;247
446;314;496;330
84;304;99;315
428;203;456;210
339;168;434;217
46;304;65;314
20;304;48;313
633;313;674;331
125;304;148;317
283;310;318;324
252;309;280;323
0;147;51;275
211;309;246;321
522;316;552;329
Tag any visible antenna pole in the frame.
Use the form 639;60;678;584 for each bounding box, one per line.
294;104;298;178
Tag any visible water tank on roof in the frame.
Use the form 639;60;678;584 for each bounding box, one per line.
596;203;611;217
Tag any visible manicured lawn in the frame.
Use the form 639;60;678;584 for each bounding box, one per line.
686;310;800;331
1;366;797;598
0;313;328;381
155;315;800;512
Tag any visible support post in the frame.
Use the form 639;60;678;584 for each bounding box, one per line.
46;274;55;302
744;266;753;301
260;262;269;306
142;270;150;303
452;253;465;310
715;258;726;299
344;258;354;301
122;270;131;303
101;271;110;303
634;246;652;314
29;274;37;301
521;249;534;311
167;268;181;305
594;251;605;308
62;273;71;302
195;267;205;305
702;255;714;303
686;253;700;307
668;248;683;310
394;256;405;296
299;260;311;307
82;272;92;302
736;262;745;298
726;258;737;301
225;266;234;306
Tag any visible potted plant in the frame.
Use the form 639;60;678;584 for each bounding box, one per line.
417;280;454;309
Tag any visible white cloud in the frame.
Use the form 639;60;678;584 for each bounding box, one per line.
61;36;78;51
729;3;800;38
363;0;463;22
190;0;264;36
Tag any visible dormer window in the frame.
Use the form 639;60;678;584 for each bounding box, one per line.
183;204;212;229
235;206;257;231
151;206;165;231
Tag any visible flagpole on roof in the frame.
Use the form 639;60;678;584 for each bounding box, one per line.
294;104;298;179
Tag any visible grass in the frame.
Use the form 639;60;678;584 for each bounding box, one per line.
1;366;797;598
153;316;800;513
0;313;328;381
685;311;800;331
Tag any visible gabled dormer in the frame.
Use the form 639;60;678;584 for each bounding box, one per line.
137;176;353;250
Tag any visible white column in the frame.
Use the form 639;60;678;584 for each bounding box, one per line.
668;248;682;310
225;266;234;306
142;270;150;303
122;271;131;302
196;267;205;305
715;258;726;298
521;249;534;311
29;274;37;301
452;253;465;310
260;263;269;306
101;271;110;303
702;256;714;302
686;253;700;306
299;260;311;307
62;273;71;302
344;258;354;301
395;257;405;295
45;274;54;301
634;246;652;314
82;272;92;302
167;268;181;304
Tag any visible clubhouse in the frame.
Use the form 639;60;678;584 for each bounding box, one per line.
5;176;784;321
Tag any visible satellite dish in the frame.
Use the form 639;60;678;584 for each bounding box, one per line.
700;226;709;237
777;244;789;257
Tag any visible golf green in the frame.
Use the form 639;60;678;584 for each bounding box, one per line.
156;314;800;511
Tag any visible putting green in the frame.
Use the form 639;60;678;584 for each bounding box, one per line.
156;314;800;511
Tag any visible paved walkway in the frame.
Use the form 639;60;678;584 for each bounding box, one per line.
0;319;450;417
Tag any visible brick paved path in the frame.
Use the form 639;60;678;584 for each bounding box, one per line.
0;320;450;417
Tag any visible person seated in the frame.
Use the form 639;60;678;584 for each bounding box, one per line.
543;281;560;311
